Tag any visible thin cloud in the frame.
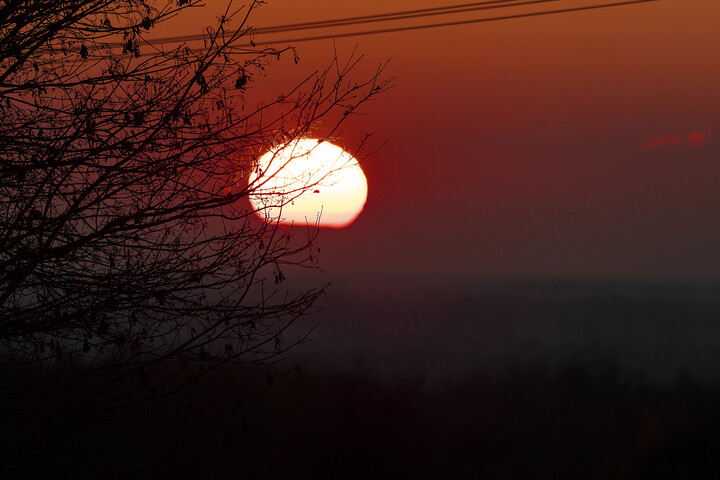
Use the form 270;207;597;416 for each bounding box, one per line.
645;131;708;151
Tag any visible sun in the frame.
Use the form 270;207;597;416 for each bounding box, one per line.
248;138;368;228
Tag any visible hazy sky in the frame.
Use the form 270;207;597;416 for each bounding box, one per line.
165;0;720;281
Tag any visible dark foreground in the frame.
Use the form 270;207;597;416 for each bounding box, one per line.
2;358;720;479
4;279;720;478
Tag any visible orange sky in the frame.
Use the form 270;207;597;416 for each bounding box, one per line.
157;0;720;280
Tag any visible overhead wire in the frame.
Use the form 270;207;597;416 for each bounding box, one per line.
136;0;659;48
141;0;545;46
38;0;661;62
255;0;532;34
232;0;660;47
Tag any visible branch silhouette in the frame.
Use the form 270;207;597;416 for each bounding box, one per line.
0;1;390;474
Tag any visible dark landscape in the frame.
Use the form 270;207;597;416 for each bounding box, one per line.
3;0;719;478
4;278;720;479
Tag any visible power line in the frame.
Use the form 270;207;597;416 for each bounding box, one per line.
229;0;660;48
141;0;544;45
258;0;532;34
46;0;661;61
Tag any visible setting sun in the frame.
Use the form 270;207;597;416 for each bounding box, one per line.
248;139;368;228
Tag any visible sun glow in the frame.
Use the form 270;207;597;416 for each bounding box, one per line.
248;139;368;228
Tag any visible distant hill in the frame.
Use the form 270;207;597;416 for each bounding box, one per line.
292;276;720;386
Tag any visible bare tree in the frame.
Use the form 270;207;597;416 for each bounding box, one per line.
0;0;389;473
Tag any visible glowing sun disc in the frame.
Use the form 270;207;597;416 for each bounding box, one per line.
248;139;368;228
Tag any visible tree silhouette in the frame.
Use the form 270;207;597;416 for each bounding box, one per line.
0;0;389;473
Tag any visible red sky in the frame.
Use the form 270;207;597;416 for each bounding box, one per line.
162;0;720;281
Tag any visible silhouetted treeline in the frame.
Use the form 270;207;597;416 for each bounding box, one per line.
3;355;719;479
299;277;720;385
